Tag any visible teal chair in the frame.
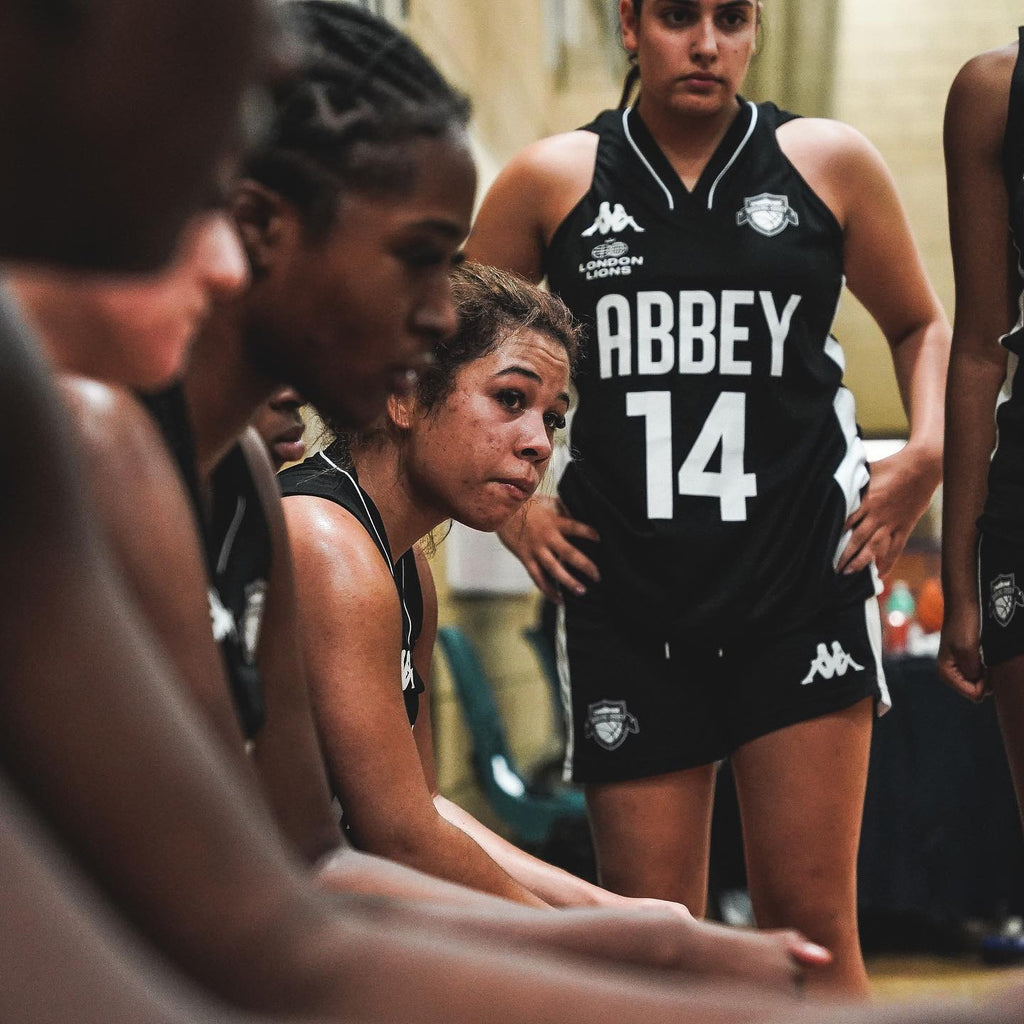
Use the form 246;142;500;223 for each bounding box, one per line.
435;625;586;846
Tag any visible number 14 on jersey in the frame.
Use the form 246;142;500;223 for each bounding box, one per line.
627;390;756;522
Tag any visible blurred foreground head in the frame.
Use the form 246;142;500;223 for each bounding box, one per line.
0;0;282;272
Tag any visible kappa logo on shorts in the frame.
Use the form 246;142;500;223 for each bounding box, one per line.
582;201;645;236
736;193;799;238
801;641;864;686
990;573;1024;627
584;700;639;751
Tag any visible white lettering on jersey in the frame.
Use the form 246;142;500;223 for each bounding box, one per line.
582;201;646;237
801;642;864;685
596;290;803;380
401;648;415;691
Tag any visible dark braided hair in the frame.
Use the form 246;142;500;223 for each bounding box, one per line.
245;0;471;240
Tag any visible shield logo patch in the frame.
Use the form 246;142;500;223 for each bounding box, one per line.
990;573;1024;627
585;700;639;751
736;193;799;237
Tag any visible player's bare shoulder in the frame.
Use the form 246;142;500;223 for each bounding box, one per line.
776;117;889;228
946;41;1017;149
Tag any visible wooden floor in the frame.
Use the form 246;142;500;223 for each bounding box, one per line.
868;954;1024;1002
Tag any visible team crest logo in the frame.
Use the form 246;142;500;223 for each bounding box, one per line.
582;201;645;236
585;700;639;751
736;193;799;237
990;573;1024;627
591;238;630;260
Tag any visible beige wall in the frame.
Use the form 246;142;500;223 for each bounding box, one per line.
831;2;1019;435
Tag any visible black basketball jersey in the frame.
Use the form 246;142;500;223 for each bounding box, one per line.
545;100;874;640
980;31;1024;545
278;450;425;726
141;386;271;739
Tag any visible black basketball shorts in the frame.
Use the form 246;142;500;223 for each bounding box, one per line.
978;532;1024;669
556;593;890;784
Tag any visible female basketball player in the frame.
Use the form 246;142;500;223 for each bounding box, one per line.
939;35;1024;831
278;263;589;904
468;0;950;995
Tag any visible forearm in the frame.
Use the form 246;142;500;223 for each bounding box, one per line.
434;794;617;907
941;345;1006;604
351;810;550;908
316;842;512;908
889;314;949;478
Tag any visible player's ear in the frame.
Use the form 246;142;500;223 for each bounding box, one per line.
387;392;416;431
619;0;639;55
232;180;298;274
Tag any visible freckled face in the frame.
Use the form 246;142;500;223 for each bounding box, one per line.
401;329;572;532
622;0;759;118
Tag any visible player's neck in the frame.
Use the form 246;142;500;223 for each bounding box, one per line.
353;444;446;562
636;94;742;191
185;307;276;485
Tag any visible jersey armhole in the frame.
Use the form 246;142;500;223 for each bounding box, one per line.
771;107;846;248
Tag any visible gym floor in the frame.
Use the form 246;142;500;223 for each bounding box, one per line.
868;955;1024;1001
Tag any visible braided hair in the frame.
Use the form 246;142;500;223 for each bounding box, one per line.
246;0;471;239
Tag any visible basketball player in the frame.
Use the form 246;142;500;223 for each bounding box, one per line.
468;0;950;995
940;35;1024;834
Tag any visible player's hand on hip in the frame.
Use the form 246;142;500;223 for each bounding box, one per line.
496;494;599;603
838;447;937;577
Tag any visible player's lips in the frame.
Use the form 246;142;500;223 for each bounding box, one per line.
272;424;306;465
494;476;537;501
681;72;722;84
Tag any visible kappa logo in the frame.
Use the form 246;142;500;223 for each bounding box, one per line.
736;193;799;238
990;573;1024;627
582;201;645;237
584;699;639;751
801;642;864;686
208;582;268;664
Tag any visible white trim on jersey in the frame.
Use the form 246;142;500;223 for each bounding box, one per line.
863;595;892;715
319;451;414;649
556;602;575;782
216;496;246;576
825;334;870;571
991;242;1024;464
622;101;759;213
622;108;675;211
707;100;758;211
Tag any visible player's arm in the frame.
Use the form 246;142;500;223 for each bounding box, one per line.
781;119;950;577
60;379;251;752
939;47;1018;700
282;493;550;905
466;130;598;283
409;546;608;905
